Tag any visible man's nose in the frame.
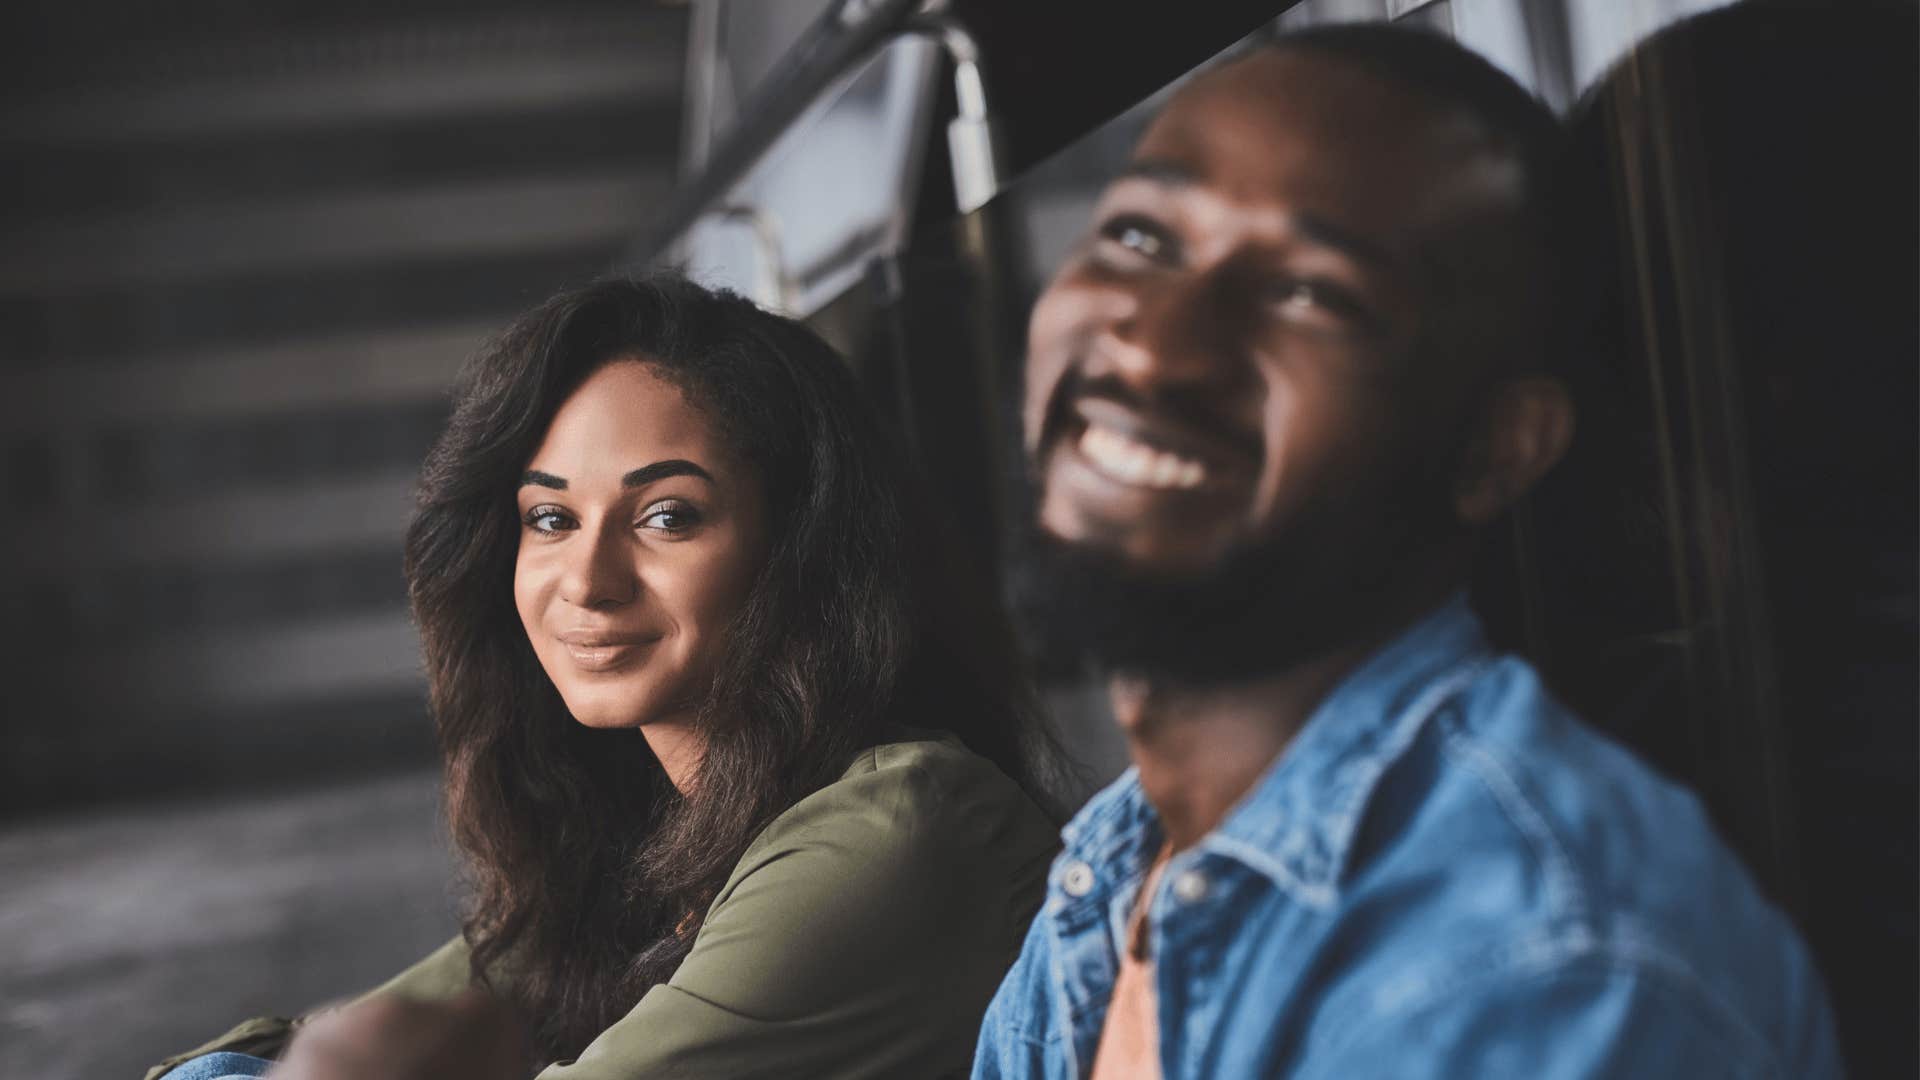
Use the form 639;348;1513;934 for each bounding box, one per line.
558;523;638;610
1093;274;1243;396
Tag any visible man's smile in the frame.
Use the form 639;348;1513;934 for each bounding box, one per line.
1040;368;1262;520
1077;422;1207;490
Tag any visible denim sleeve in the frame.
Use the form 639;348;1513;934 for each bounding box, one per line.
972;909;1060;1080
1297;961;1843;1080
155;1052;275;1080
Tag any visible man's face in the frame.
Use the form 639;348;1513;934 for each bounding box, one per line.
1025;49;1529;587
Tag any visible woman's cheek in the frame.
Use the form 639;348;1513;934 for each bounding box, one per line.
511;555;553;648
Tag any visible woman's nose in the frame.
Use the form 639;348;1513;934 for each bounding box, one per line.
558;524;638;609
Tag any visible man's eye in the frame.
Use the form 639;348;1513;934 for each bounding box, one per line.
1096;214;1172;262
1270;278;1369;325
523;507;576;534
1273;280;1325;310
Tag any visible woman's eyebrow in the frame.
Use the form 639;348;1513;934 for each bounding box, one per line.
520;469;567;490
622;459;713;488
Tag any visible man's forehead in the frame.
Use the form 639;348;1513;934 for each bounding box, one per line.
1145;49;1461;171
1125;48;1527;240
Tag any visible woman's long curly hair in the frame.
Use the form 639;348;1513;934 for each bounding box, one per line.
403;275;1058;1061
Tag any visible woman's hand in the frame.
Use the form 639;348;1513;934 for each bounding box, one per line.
268;988;528;1080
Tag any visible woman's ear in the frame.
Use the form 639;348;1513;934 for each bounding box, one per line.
1453;376;1576;526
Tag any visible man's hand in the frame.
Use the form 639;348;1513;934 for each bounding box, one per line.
268;988;530;1080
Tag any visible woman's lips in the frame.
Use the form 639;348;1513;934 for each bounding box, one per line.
555;632;658;672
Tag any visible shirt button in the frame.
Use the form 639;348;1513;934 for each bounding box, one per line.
1172;869;1209;904
1061;861;1096;897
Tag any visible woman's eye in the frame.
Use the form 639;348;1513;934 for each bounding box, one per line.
523;507;576;534
639;502;702;533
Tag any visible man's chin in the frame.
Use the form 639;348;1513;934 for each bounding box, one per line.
1036;483;1248;580
1007;433;1462;685
1032;519;1241;585
1006;519;1319;686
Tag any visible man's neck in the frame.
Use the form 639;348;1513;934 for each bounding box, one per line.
1112;647;1363;852
1114;588;1455;852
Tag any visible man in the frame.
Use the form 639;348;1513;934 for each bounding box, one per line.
976;24;1840;1079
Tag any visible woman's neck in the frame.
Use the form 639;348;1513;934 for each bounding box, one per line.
640;721;705;795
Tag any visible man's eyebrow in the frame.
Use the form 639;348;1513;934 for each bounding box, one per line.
622;459;713;488
1114;159;1399;273
1115;157;1201;187
520;470;567;490
1291;211;1400;273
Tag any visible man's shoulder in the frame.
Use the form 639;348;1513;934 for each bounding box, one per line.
1406;655;1744;916
1319;654;1832;1068
1370;655;1790;938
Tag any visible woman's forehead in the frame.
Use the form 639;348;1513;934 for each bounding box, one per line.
527;361;727;481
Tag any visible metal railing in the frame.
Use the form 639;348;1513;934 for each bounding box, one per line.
625;0;1002;276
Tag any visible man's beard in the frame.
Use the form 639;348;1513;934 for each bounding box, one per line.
1004;473;1457;687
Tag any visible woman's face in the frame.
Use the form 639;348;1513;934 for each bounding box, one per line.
514;359;767;730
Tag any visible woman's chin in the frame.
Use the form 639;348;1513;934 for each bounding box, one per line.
566;708;650;731
553;680;678;731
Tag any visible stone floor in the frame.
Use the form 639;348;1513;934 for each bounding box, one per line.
0;772;457;1080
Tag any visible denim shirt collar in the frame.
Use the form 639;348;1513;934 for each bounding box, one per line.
1056;594;1492;912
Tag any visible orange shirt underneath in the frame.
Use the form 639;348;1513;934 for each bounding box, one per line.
1088;845;1172;1080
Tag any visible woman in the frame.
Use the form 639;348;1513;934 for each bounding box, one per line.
149;275;1062;1079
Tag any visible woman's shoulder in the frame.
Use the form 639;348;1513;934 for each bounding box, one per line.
737;730;1056;875
849;727;1021;790
701;732;1056;980
664;733;1057;1055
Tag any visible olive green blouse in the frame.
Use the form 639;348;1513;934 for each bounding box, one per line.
147;734;1058;1080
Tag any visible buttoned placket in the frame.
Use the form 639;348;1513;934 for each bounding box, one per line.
1044;797;1163;1079
1017;599;1511;1079
1144;847;1231;1079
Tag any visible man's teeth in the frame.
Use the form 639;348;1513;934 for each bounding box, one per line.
1078;424;1207;489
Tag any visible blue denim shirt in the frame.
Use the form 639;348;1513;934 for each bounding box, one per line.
975;597;1842;1078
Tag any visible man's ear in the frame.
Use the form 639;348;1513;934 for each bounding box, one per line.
1453;376;1575;525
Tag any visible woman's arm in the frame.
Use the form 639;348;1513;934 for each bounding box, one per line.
151;742;1054;1080
142;937;475;1080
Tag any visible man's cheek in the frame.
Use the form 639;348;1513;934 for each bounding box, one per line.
1021;366;1054;458
1022;297;1079;453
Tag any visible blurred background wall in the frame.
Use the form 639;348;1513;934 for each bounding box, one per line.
0;4;689;1075
0;0;688;814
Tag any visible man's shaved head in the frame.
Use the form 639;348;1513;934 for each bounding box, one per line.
1012;25;1575;682
1261;25;1572;375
